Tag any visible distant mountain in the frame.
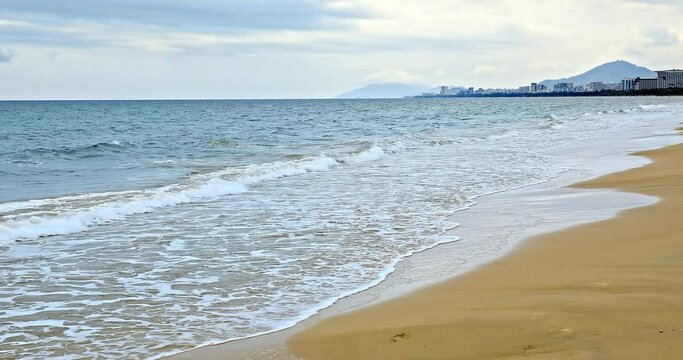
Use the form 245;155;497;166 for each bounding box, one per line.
336;83;430;99
338;61;655;98
540;60;656;88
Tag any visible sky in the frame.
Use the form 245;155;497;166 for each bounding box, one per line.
0;0;682;99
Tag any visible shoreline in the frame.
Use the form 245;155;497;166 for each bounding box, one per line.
410;88;683;98
166;118;682;360
288;131;683;359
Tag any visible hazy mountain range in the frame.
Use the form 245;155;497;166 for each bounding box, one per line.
539;60;655;88
335;83;431;99
337;60;656;98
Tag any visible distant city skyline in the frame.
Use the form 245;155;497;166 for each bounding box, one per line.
1;0;683;100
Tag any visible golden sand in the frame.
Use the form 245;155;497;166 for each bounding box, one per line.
288;140;683;359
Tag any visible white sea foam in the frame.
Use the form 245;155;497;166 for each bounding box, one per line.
342;145;385;163
0;102;673;245
166;239;186;251
0;145;396;244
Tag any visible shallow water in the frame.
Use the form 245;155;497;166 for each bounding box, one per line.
1;98;682;359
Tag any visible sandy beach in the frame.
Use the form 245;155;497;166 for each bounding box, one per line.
287;133;683;359
7;2;683;358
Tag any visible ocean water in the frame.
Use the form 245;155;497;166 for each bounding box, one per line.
1;98;682;359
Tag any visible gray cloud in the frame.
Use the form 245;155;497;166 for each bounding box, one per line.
0;0;368;31
0;47;15;62
0;27;93;47
0;0;371;52
0;1;524;55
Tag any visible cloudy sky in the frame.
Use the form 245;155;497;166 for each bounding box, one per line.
0;0;681;99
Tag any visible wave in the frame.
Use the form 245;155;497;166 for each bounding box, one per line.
211;138;239;148
539;103;675;128
340;145;386;163
3;101;675;245
0;143;400;244
153;227;461;360
537;114;563;129
282;154;307;160
152;159;175;165
24;140;126;158
639;104;668;110
486;129;520;140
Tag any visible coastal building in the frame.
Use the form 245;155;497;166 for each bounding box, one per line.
529;83;547;93
447;87;465;95
553;82;573;92
585;82;606;92
518;85;531;93
656;70;683;88
439;86;448;96
622;78;636;91
623;70;683;91
634;77;658;90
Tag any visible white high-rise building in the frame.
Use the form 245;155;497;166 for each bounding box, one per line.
585;82;606;92
622;78;636;91
656;70;683;88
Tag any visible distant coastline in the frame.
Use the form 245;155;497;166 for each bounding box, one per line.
338;61;682;99
411;88;683;98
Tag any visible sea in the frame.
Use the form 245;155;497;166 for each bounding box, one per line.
1;97;683;359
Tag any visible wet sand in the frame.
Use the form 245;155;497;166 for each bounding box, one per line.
288;137;683;358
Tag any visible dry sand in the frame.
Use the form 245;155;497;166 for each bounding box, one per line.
288;138;683;359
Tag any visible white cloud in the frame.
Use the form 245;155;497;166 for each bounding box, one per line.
365;68;424;84
472;64;505;75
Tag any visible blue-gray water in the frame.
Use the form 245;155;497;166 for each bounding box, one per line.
1;98;682;359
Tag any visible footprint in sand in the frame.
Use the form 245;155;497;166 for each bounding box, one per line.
523;345;540;354
390;332;411;342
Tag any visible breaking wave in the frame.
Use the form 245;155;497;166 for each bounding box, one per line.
0;143;400;244
24;140;126;158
